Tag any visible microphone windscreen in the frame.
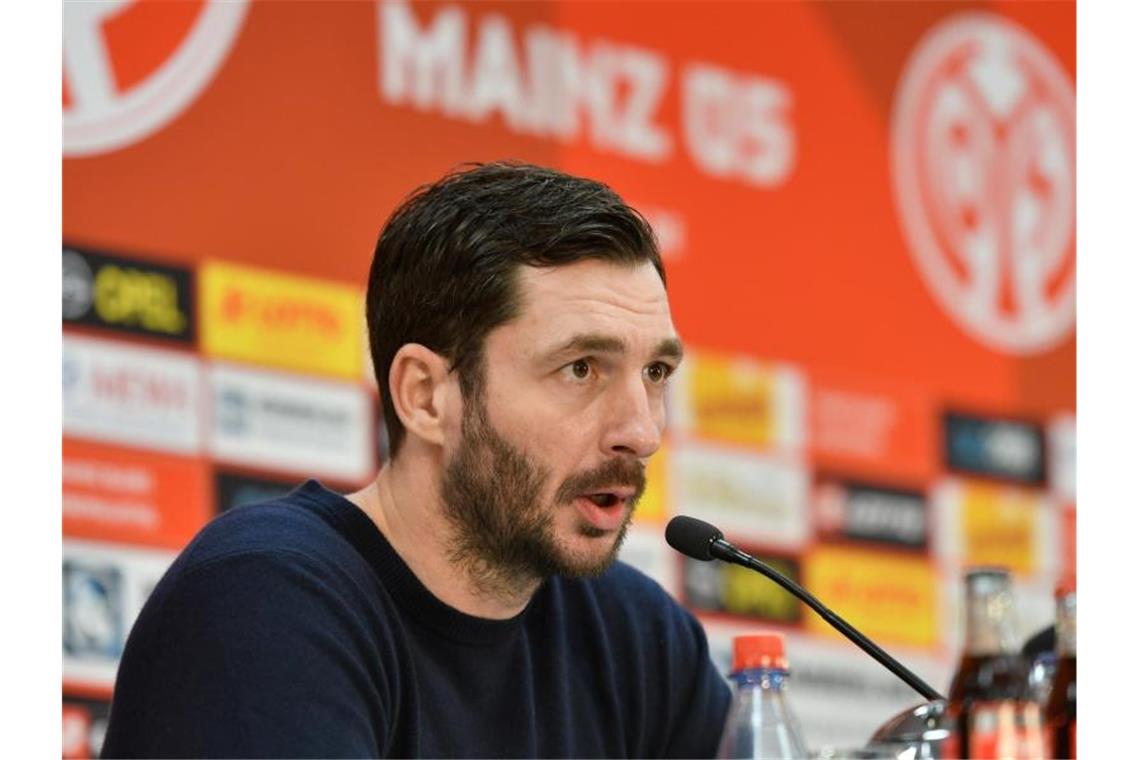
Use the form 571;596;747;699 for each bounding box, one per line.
665;515;724;561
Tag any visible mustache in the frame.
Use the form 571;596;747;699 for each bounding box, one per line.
553;457;647;505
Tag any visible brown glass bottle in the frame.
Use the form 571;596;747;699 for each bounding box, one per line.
946;568;1043;759
1044;580;1076;758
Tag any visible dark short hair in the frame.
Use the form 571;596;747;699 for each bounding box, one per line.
366;161;664;457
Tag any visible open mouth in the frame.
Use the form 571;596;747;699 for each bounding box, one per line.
585;492;621;508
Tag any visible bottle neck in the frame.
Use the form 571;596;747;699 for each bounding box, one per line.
964;577;1021;656
731;667;790;691
1055;592;1076;657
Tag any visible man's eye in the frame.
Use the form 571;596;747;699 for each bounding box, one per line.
569;359;591;380
645;362;674;384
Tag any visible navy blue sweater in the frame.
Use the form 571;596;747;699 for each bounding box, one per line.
101;480;731;758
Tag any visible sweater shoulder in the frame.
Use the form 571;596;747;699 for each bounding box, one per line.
177;488;360;572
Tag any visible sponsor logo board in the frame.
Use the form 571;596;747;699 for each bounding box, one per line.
63;539;176;689
669;351;804;451
208;363;372;482
672;442;809;549
803;545;938;648
64;0;250;156
63;438;210;548
63;334;202;455
813;478;928;551
944;411;1046;485
933;479;1056;576
63;694;111;760
891;13;1075;354
62;245;195;344
201;261;364;379
683;545;801;625
214;469;301;514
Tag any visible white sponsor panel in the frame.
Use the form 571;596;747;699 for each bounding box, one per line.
1049;414;1076;502
617;522;679;599
208;363;372;482
672;442;809;549
64;0;250;156
701;620;951;752
63;334;203;454
63;539;176;688
785;633;952;752
377;1;795;188
891;13;1075;354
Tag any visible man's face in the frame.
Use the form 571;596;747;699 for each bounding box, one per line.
439;259;681;585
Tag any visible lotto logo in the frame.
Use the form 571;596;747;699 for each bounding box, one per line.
64;0;249;156
891;14;1075;354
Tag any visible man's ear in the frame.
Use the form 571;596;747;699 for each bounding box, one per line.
388;343;455;449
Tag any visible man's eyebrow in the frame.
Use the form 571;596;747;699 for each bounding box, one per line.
547;333;627;357
541;333;684;361
654;337;684;362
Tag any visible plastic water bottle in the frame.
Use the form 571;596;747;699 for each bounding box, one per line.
716;632;810;759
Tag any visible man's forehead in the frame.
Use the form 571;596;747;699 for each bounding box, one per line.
515;259;669;312
511;260;677;347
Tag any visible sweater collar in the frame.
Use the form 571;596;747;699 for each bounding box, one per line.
293;479;541;646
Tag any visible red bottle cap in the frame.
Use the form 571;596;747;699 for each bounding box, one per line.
732;632;788;671
1055;575;1076;598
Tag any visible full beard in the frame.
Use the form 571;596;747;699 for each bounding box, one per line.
439;396;645;598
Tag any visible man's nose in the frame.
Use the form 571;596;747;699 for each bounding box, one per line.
600;375;664;459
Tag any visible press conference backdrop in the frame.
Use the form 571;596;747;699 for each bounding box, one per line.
61;1;1075;755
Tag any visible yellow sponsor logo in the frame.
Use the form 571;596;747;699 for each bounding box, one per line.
93;265;187;335
960;483;1038;573
804;546;937;648
202;262;362;379
687;353;777;446
637;440;670;523
721;557;800;622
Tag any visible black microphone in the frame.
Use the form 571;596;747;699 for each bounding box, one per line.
666;515;944;702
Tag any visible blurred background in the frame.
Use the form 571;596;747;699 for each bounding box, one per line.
61;1;1074;755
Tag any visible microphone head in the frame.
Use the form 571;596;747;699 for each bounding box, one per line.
665;515;724;561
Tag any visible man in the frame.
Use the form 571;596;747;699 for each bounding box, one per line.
101;162;731;758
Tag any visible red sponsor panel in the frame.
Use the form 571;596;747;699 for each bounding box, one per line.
63;438;210;549
808;369;935;483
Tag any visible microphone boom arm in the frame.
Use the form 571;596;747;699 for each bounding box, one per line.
710;538;945;702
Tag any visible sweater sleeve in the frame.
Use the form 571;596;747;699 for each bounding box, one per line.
100;550;396;759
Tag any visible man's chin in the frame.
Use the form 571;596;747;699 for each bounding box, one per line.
549;524;628;578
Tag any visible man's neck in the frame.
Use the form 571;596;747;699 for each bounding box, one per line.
346;460;540;620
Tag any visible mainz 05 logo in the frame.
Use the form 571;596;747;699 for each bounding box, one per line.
891;14;1074;355
63;0;249;156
